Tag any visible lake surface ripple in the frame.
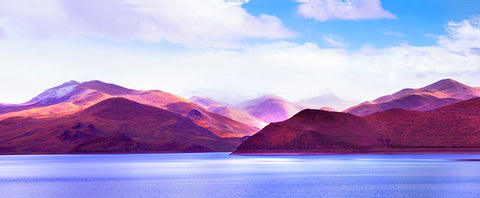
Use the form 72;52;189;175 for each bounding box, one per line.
1;153;480;197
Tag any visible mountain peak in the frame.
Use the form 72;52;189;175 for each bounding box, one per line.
346;78;479;116
237;94;305;123
259;94;284;100
89;97;138;107
62;80;80;86
77;80;136;95
244;95;287;105
83;97;159;118
28;80;82;105
424;78;469;91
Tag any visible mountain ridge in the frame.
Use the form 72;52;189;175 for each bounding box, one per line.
234;96;480;154
235;95;305;123
345;79;480;116
0;97;241;154
0;80;258;138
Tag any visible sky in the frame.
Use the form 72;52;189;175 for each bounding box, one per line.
1;0;480;104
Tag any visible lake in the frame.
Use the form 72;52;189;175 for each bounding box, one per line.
0;153;480;197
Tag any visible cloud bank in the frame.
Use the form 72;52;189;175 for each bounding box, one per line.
0;0;294;48
438;16;480;54
2;16;480;104
296;0;396;21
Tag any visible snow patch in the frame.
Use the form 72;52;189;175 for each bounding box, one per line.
53;84;77;99
30;81;81;104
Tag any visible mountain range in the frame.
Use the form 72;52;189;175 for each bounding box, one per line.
234;97;480;154
189;96;267;128
190;94;308;127
234;95;305;123
344;79;480;116
0;80;258;138
2;78;480;154
0;98;240;154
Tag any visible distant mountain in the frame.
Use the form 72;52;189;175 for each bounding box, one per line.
235;95;305;123
0;80;258;138
190;96;225;107
0;98;241;154
233;97;480;154
190;96;266;128
345;94;462;116
295;94;357;111
319;106;336;111
345;79;480;116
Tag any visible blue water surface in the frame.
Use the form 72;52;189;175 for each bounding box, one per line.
1;153;480;198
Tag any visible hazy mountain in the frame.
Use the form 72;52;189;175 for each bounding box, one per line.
295;94;357;111
190;96;266;128
235;95;305;123
190;96;225;107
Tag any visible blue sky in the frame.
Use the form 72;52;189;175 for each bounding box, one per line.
0;0;480;106
244;0;480;48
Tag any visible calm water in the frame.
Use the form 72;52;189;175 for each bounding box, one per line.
1;153;480;198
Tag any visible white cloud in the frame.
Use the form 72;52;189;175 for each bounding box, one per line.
384;31;405;37
1;16;480;104
438;16;480;55
225;0;250;6
296;0;396;21
322;34;348;48
0;0;294;48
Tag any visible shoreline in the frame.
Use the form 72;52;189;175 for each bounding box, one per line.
231;148;480;156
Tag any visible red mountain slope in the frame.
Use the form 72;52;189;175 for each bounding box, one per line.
0;98;241;154
435;97;480;112
234;109;383;153
233;97;480;154
0;80;258;137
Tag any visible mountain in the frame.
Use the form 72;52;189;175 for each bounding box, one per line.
27;80;82;105
319;106;336;111
233;109;382;153
190;96;225;107
0;80;258;138
235;95;305;123
345;94;462;116
345;79;480;116
0;98;241;154
233;97;480;154
0;80;83;114
190;96;267;128
295;95;357;111
434;97;480;112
